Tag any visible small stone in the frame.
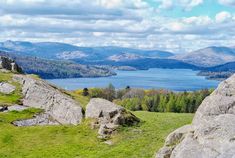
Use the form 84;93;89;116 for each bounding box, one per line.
0;82;16;94
104;140;113;146
7;105;29;112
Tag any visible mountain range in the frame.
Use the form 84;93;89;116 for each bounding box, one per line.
0;40;174;61
1;40;235;79
173;46;235;67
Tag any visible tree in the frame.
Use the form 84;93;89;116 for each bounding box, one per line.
166;94;175;112
104;83;116;101
89;88;104;98
82;88;89;96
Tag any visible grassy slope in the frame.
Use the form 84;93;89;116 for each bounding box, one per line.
0;72;193;157
0;72;22;106
0;110;193;158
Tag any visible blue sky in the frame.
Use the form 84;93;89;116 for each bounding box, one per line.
0;0;235;53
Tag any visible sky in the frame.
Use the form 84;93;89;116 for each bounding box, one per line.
0;0;235;53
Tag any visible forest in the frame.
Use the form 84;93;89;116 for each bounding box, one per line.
78;84;213;113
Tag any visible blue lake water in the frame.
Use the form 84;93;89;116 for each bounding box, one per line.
47;68;220;91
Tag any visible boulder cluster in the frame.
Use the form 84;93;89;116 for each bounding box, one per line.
86;98;140;138
0;57;139;138
156;74;235;158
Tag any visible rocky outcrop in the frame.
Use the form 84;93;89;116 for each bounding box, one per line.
156;74;235;158
13;113;59;126
13;74;83;125
86;98;140;138
0;82;16;94
0;56;22;73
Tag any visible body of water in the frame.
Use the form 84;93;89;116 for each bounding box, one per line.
47;68;220;91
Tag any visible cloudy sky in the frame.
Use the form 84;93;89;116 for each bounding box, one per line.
0;0;235;53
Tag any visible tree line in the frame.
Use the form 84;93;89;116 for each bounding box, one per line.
81;84;213;113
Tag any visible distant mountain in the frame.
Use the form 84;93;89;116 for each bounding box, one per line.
173;46;235;67
0;40;174;61
0;51;116;79
107;53;143;61
197;61;235;80
206;61;235;72
74;58;200;70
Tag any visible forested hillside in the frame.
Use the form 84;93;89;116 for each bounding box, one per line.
0;51;115;79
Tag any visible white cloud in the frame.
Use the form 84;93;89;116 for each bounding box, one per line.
178;0;204;11
159;0;173;9
97;0;123;8
218;0;235;6
215;11;232;23
0;0;235;53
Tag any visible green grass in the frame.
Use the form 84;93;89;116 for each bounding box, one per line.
0;72;22;106
0;110;193;158
68;90;90;109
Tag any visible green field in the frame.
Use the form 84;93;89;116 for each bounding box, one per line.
0;109;193;158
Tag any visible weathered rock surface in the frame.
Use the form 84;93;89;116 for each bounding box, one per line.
86;98;140;138
7;105;30;112
0;56;22;73
13;113;59;126
0;105;30;112
156;74;235;158
13;74;83;125
0;82;16;94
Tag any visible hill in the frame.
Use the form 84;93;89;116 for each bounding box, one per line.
0;109;193;158
0;51;115;79
0;58;193;157
0;40;174;61
173;46;235;67
75;58;200;70
198;61;235;80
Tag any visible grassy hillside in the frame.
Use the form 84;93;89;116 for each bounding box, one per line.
0;72;22;106
0;71;193;157
0;109;193;158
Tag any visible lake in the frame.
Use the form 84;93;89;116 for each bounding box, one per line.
47;68;220;91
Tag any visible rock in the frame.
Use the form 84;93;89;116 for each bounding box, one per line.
0;106;8;112
0;82;16;94
12;113;60;126
156;74;235;158
13;74;83;125
0;105;29;112
86;98;140;138
7;105;29;112
0;56;22;73
104;140;113;145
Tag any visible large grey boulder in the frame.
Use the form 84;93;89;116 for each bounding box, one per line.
86;98;139;138
13;74;83;125
0;56;22;73
156;74;235;158
0;82;16;94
